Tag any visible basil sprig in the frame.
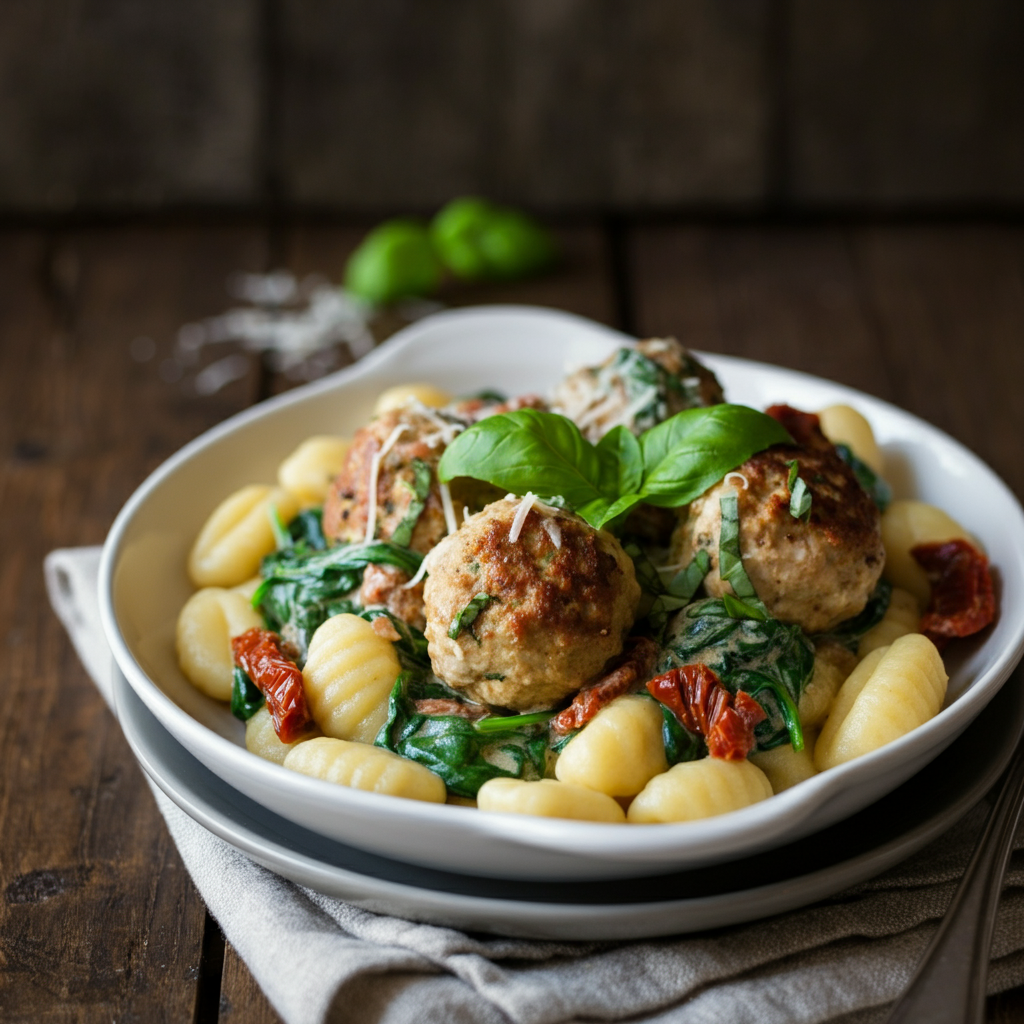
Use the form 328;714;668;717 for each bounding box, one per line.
437;407;791;530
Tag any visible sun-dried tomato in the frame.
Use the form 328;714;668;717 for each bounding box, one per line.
413;699;488;719
232;628;313;743
765;404;828;450
912;539;995;650
551;637;659;734
647;664;766;761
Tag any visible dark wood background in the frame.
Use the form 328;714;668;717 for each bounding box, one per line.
1;0;1023;216
2;215;1024;1021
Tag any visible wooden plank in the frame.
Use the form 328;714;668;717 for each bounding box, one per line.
628;224;897;399
787;0;1024;206
0;2;262;213
0;225;266;1022
278;0;773;210
219;945;283;1024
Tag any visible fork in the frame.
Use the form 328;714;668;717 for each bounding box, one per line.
885;742;1024;1023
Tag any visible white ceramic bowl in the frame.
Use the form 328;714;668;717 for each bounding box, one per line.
100;306;1024;880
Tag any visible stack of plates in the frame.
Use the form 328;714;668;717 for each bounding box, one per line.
101;307;1024;939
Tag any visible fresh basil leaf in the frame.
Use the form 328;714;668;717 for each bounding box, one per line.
834;443;892;512
231;666;265;722
596;425;643;497
717;493;769;615
448;592;496;642
578;492;645;530
390;457;432;548
721;592;769;621
637;405;791;509
437;409;611;510
785;460;812;522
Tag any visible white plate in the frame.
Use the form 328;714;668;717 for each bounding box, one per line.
114;657;1024;940
99;305;1024;880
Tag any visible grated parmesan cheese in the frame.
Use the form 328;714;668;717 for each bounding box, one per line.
508;492;537;543
438;481;458;536
724;472;750;491
542;518;562;549
364;423;409;544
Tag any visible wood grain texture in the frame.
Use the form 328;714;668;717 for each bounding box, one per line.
219;944;284;1024
0;0;262;213
787;0;1024;205
278;0;773;210
0;226;266;1021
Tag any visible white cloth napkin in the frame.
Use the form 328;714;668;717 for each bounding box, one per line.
45;546;1024;1024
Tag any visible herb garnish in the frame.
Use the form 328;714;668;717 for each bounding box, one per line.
437;406;791;531
717;493;769;620
447;593;496;642
785;460;812;522
390;457;432;547
834;443;892;511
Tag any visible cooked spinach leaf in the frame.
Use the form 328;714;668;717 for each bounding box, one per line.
253;541;422;663
287;508;328;550
357;607;431;671
231;666;265;722
659;597;814;751
834;443;892;511
390;458;432;548
815;578;892;652
375;673;548;798
447;592;496;642
658;700;706;765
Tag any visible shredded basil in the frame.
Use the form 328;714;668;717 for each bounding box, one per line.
230;666;265;722
834;443;892;511
785;460;812;522
447;593;496;642
390;458;432;548
717;494;769;617
667;550;712;603
626;543;710;639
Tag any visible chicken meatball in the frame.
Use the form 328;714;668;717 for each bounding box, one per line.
323;405;460;554
552;337;724;442
423;498;641;711
671;406;884;634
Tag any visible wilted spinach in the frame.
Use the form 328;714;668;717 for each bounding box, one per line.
659;598;814;751
814;578;892;652
253;541;422;663
231;666;265;722
375;673;549;798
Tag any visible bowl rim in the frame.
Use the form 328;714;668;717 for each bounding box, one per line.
98;303;1024;860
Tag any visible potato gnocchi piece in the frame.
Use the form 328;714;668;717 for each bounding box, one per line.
627;758;772;824
277;436;351;506
303;613;401;743
554;695;668;797
373;383;452;415
750;731;819;793
284;736;446;802
176;587;263;700
858;587;920;658
188;484;300;588
245;706;320;765
815;634;948;771
476;778;626;823
799;641;857;728
817;404;884;475
881;500;973;606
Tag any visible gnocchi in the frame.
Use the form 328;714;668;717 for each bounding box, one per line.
188;484;300;588
476;778;626;823
627;758;773;823
176;587;263;700
278;436;351;506
858;587;920;658
373;383;452;415
302;613;401;743
818;404;884;475
246;706;320;765
554;695;668;797
284;737;446;802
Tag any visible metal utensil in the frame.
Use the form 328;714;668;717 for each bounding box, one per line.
885;743;1024;1023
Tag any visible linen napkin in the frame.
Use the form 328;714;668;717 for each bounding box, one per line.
45;546;1024;1024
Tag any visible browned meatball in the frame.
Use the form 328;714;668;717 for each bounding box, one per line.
671;407;884;634
423;498;641;711
323;406;457;554
552;337;724;442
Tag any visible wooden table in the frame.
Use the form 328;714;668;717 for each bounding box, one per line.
2;217;1024;1022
